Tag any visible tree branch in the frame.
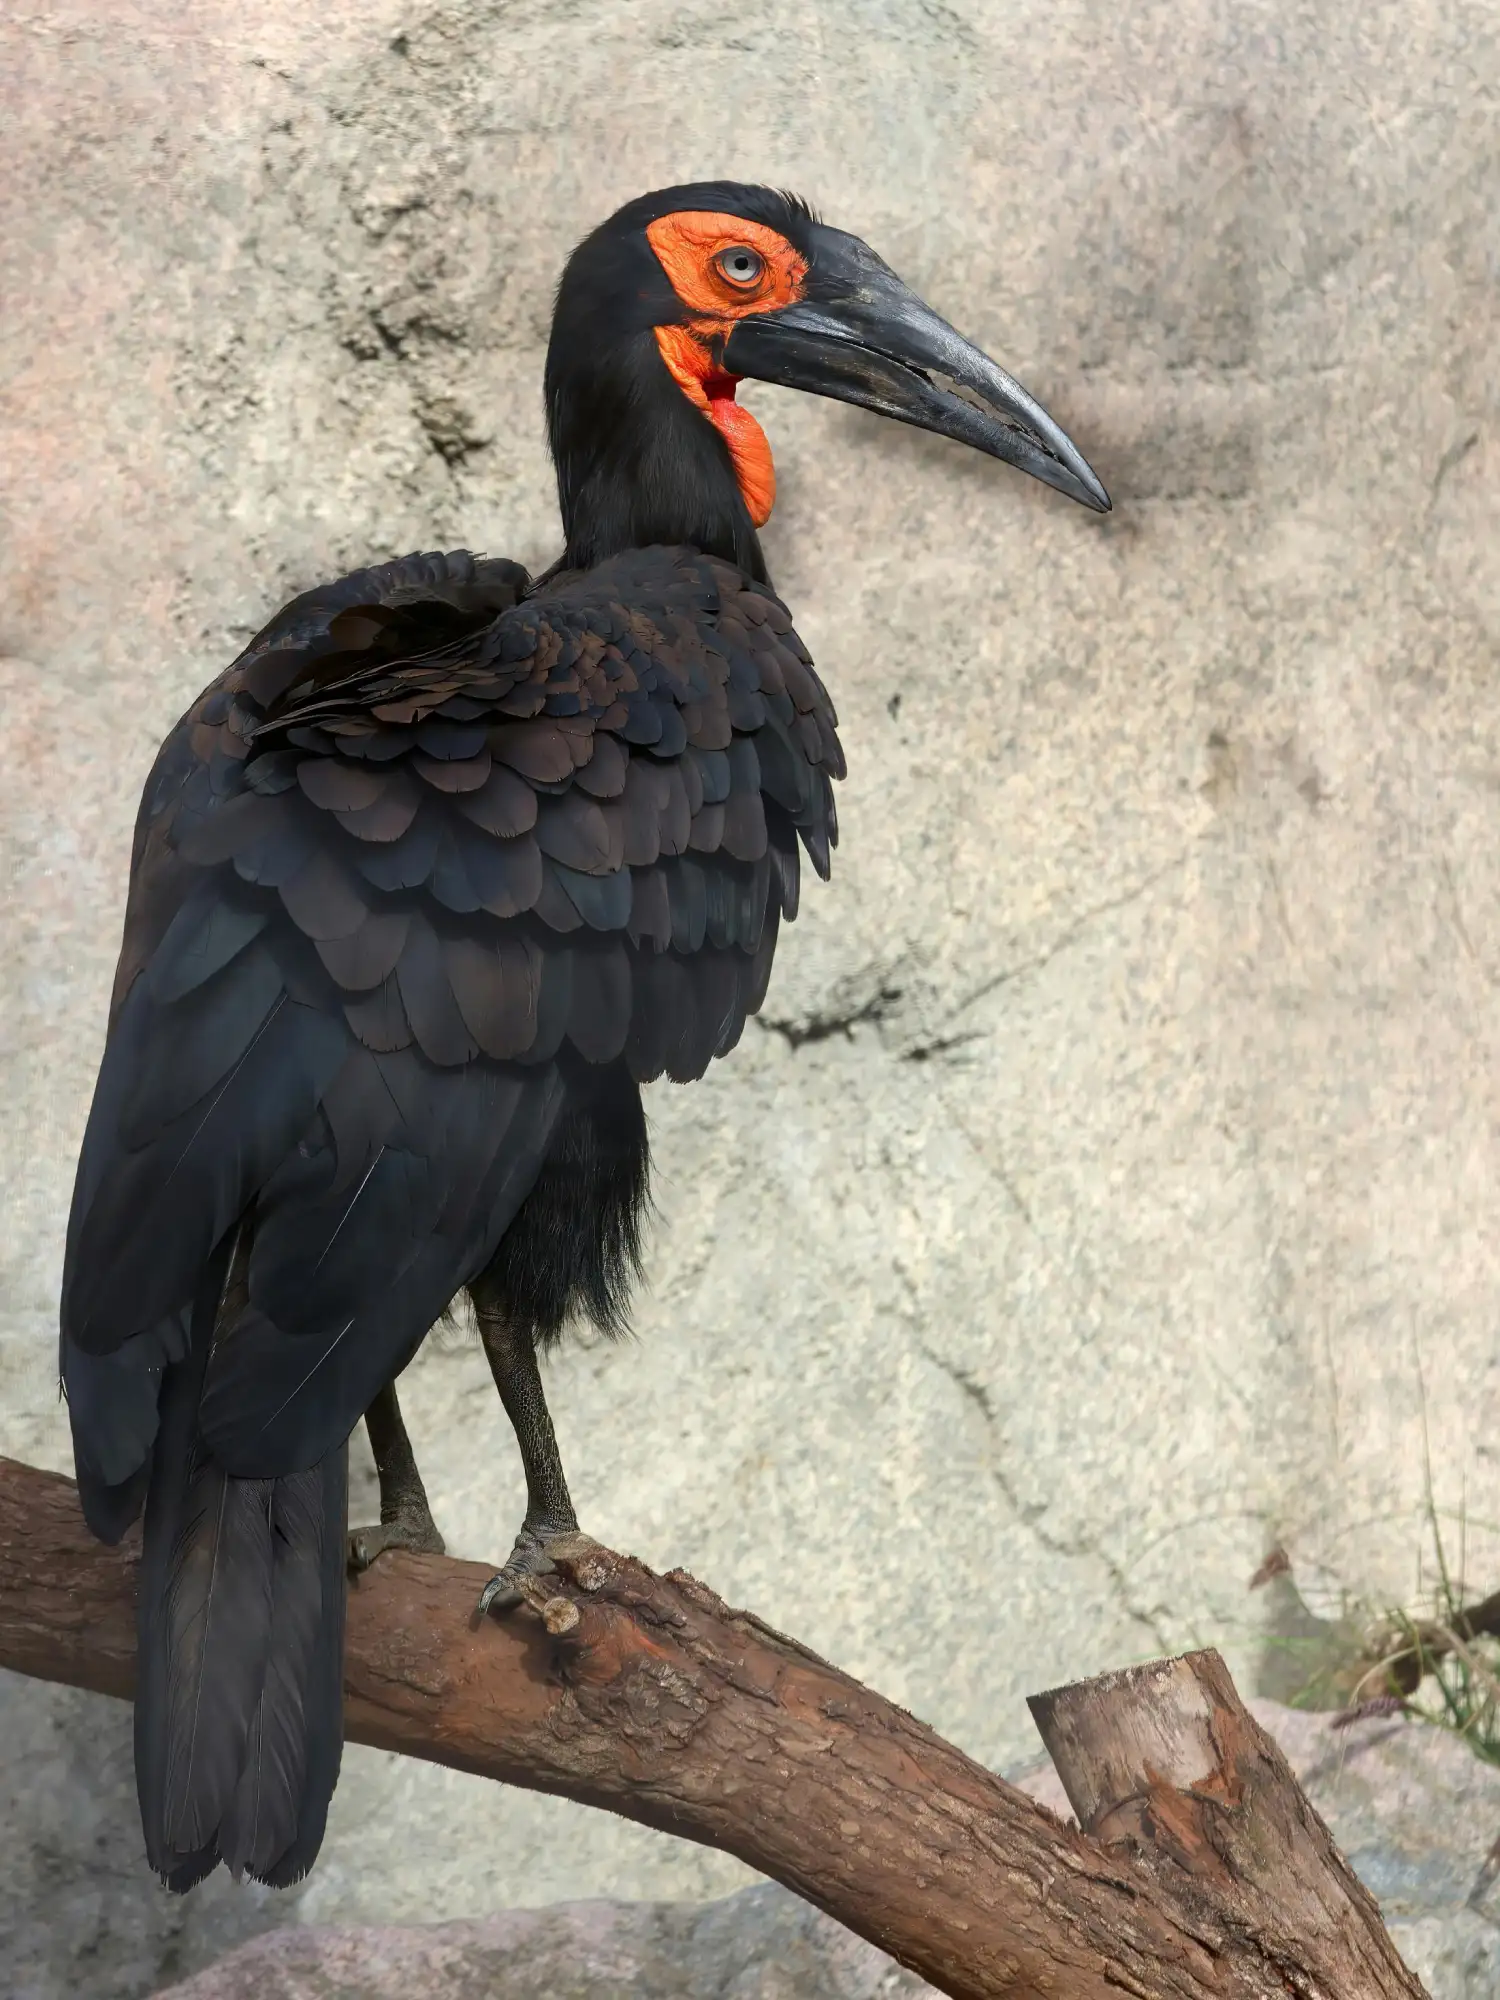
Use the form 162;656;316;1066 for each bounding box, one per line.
0;1457;1424;2000
1029;1653;1425;1999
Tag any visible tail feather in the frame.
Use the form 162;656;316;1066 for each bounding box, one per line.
159;1466;277;1854
249;1446;348;1888
136;1265;348;1890
220;1459;346;1882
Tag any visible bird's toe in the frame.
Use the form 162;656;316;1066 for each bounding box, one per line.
347;1516;446;1576
477;1520;587;1618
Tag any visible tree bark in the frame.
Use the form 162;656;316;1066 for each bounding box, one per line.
0;1456;1425;2000
1029;1653;1425;1999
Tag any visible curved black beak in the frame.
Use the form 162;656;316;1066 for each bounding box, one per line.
722;224;1109;513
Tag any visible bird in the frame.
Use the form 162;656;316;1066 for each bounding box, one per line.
58;182;1109;1892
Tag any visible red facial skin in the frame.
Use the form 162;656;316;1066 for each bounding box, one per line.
646;212;810;530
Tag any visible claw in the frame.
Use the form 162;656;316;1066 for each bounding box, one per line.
347;1516;445;1577
477;1570;525;1617
348;1529;382;1576
477;1520;592;1619
476;1566;582;1631
476;1537;554;1618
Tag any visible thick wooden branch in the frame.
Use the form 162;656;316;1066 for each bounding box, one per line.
0;1456;1423;2000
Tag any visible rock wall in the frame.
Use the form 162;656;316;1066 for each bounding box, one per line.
2;1;1497;1993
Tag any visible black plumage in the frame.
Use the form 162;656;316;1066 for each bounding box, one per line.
61;542;815;1884
59;180;1107;1889
470;1059;650;1351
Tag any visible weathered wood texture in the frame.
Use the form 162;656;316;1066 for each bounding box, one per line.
0;1456;1425;2000
1031;1652;1427;1999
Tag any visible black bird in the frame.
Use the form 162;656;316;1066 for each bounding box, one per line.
60;183;1108;1890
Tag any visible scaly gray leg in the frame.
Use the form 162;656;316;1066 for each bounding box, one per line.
474;1309;589;1616
347;1378;445;1573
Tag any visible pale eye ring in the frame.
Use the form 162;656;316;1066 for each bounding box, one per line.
715;244;765;288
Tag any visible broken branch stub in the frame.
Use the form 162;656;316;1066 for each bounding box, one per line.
1029;1650;1428;1999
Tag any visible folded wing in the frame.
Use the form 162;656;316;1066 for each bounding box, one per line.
61;543;843;1507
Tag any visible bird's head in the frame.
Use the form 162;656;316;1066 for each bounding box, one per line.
545;182;1108;579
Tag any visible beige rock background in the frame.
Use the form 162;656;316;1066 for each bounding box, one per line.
1;0;1497;1992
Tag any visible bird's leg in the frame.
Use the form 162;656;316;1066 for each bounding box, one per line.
474;1308;591;1616
347;1378;446;1573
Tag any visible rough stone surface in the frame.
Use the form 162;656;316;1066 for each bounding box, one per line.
1;0;1498;1991
147;1703;1500;1999
149;1884;936;2000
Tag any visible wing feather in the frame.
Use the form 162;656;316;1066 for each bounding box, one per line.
64;544;841;1524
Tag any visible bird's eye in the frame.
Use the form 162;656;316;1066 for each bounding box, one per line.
715;245;765;288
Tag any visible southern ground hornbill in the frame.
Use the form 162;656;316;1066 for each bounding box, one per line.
59;183;1109;1888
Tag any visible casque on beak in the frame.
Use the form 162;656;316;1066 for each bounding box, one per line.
721;223;1110;513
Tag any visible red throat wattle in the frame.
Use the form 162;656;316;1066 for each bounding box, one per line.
644;212;809;534
654;327;776;528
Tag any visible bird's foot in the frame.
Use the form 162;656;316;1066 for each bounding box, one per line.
347;1511;446;1575
477;1523;608;1618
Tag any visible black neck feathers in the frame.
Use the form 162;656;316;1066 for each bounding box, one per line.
544;230;768;582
